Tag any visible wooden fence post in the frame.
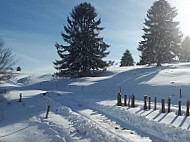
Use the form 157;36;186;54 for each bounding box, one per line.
45;106;50;119
117;93;122;106
144;95;147;110
168;97;171;113
148;97;151;110
124;94;127;106
180;88;182;98
186;100;189;117
154;97;157;110
178;101;181;116
19;93;22;102
161;99;165;113
131;93;135;107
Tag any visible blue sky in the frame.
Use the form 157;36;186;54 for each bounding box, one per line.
0;0;188;73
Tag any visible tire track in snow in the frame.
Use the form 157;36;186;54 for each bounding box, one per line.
41;95;136;142
47;94;151;142
75;107;150;142
57;93;190;142
47;91;190;142
91;104;190;142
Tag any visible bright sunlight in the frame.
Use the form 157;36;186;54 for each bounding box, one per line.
174;0;190;37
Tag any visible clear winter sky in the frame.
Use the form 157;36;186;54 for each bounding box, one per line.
0;0;189;73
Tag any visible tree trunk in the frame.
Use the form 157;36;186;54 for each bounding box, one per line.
157;61;161;66
157;54;161;66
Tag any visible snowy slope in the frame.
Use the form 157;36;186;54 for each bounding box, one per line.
1;63;190;141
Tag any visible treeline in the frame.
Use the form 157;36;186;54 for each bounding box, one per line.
54;0;190;77
122;0;190;67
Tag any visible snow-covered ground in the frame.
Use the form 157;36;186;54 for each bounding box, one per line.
1;63;190;141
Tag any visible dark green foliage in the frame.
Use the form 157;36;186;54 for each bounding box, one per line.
138;0;182;66
17;66;21;72
54;2;110;77
180;36;190;62
120;49;134;67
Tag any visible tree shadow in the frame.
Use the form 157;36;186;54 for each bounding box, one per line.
0;65;164;103
0;65;190;138
0;65;181;126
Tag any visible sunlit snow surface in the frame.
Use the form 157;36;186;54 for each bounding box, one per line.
1;63;190;141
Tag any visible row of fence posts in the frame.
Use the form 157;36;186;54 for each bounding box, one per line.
117;92;135;107
18;92;50;119
117;93;190;116
144;96;189;116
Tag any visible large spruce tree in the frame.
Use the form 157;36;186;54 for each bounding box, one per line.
54;2;110;77
180;36;190;62
120;49;134;67
138;0;182;66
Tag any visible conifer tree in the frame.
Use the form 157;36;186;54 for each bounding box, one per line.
138;0;182;66
120;50;134;67
54;2;110;77
180;36;190;62
17;66;21;72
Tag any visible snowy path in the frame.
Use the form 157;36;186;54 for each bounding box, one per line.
95;103;190;142
54;93;190;142
0;90;150;142
47;93;150;142
71;107;149;142
1;90;190;142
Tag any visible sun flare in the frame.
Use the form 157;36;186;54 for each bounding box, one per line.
174;0;190;37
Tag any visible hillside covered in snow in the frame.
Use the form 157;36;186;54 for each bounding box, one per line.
1;63;190;141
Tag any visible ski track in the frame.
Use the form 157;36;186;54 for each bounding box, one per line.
0;93;131;142
2;90;189;142
47;92;190;142
44;95;135;142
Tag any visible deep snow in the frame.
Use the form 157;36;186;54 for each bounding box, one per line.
1;63;190;141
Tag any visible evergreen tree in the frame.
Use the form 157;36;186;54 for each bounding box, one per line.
180;36;190;62
138;0;182;66
17;66;21;72
120;49;134;67
54;2;110;77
